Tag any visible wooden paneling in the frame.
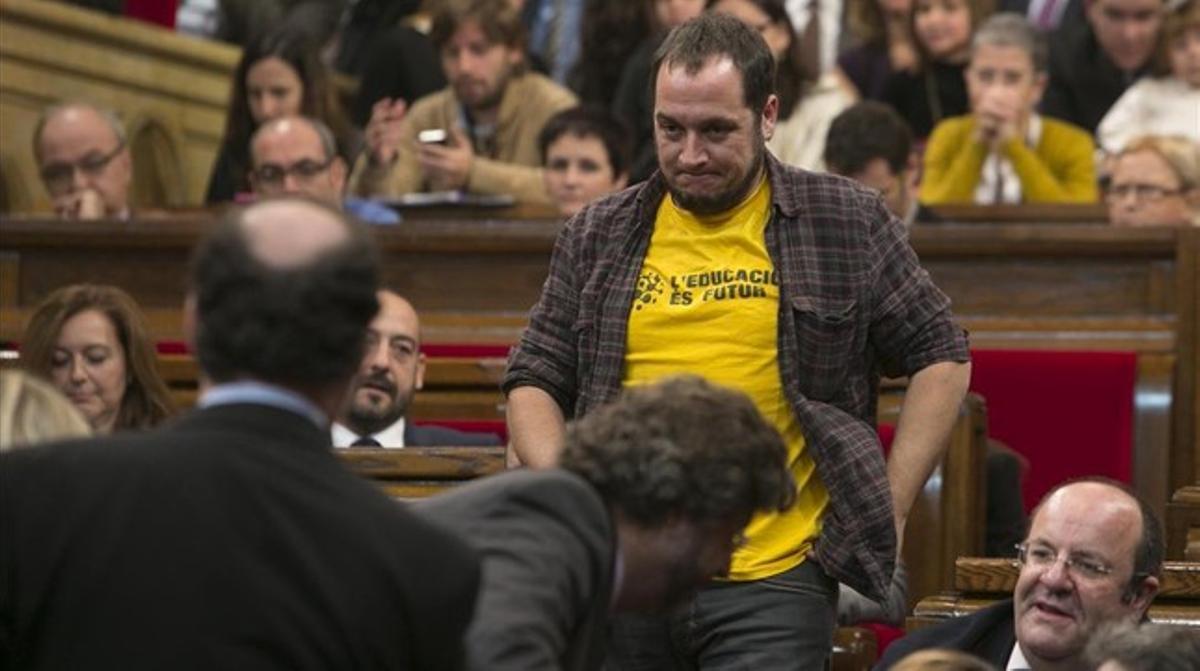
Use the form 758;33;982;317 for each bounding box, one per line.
1167;486;1200;562
0;0;238;210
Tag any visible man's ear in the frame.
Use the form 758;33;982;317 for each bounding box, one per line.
415;352;427;391
760;94;780;142
1125;574;1159;615
330;156;348;195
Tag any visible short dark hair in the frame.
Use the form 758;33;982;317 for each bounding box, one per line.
431;0;526;54
1028;477;1165;595
538;106;633;178
559;375;795;527
189;201;380;387
650;12;776;117
824;101;914;176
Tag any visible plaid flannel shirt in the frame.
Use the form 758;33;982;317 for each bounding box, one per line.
503;154;970;601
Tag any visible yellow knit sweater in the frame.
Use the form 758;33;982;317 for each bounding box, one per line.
920;114;1099;205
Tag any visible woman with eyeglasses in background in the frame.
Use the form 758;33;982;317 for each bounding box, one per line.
1106;135;1200;227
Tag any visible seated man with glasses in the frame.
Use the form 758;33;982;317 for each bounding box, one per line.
249;116;399;224
876;478;1163;671
33;103;132;220
1106;135;1200;228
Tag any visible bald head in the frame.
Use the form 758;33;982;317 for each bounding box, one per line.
240;199;351;268
34;103;131;219
249;116;346;206
1013;479;1163;668
190;198;379;402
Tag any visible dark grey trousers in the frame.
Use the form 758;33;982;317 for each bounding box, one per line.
606;559;839;670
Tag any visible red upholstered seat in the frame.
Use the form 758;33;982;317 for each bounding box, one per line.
968;349;1136;512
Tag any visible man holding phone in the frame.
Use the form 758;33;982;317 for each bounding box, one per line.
349;0;576;205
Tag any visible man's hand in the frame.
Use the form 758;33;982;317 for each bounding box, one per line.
418;125;473;191
54;189;105;220
365;98;408;166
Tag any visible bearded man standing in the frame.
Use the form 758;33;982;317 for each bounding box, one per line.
504;13;971;669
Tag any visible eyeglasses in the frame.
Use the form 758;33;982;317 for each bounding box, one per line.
1015;542;1115;581
252;158;333;187
39;141;126;194
1104;183;1186;203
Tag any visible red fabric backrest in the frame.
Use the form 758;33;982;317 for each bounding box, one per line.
968;349;1136;511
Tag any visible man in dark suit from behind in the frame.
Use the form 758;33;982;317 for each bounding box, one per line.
332;288;500;447
414;375;797;671
0;199;480;670
875;478;1163;671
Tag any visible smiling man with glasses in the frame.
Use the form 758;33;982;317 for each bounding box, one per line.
33;103;133;220
877;478;1164;671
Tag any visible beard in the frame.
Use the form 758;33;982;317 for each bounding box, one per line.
344;371;412;435
664;129;766;216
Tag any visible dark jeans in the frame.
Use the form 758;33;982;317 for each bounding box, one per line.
606;559;838;670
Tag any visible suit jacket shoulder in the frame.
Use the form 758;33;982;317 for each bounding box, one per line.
415;469;615;671
405;423;502;446
1;403;480;671
874;599;1016;670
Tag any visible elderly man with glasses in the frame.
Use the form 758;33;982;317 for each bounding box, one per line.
33;103;133;220
875;478;1164;671
249;116;399;224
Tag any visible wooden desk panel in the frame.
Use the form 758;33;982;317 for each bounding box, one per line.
1;216;1196;530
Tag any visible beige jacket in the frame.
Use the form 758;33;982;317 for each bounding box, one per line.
348;72;576;204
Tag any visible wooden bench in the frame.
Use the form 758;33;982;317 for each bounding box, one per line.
2;216;1194;527
909;557;1200;632
336;447;505;499
1167;485;1200;561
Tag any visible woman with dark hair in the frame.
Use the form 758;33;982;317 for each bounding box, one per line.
710;0;855;170
205;27;356;203
882;0;994;140
837;0;919;100
568;0;653;108
21;284;175;434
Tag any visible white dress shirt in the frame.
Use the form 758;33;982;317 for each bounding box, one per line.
331;417;407;448
1005;641;1033;671
974;114;1044;205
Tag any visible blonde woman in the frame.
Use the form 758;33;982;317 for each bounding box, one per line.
0;370;92;451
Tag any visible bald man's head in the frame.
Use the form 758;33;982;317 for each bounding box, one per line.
1013;479;1162;669
341;290;428;436
190;198;379;392
34;103;131;219
249;116;346;206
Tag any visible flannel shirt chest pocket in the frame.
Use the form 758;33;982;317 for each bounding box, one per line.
788;295;859;401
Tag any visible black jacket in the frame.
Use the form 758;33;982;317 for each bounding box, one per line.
0;403;480;671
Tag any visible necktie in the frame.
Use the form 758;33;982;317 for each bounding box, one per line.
799;0;821;82
351;436;382;447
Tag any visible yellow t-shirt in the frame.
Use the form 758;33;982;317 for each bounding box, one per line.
623;176;829;580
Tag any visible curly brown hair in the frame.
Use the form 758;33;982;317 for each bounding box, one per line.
559;375;796;527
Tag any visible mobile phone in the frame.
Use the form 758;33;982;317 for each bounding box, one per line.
418;129;449;145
